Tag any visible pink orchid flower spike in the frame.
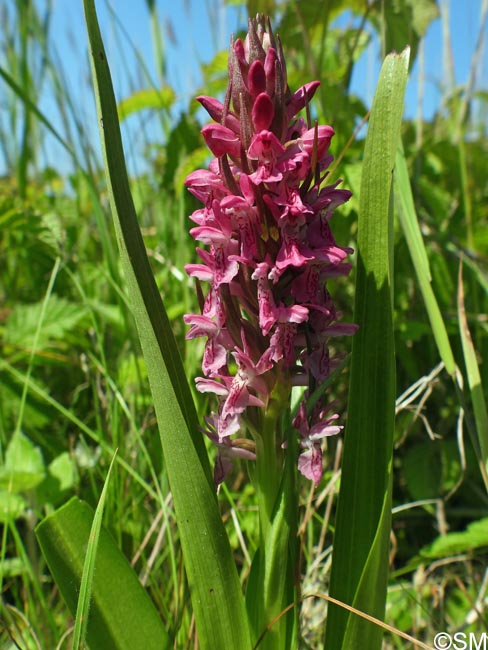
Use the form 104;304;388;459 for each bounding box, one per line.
184;14;357;486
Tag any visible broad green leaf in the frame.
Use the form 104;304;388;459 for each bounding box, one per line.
200;49;230;77
420;517;488;559
46;452;77;492
0;492;26;522
386;585;416;634
395;143;456;375
0;431;45;492
403;443;442;500
325;48;410;650
37;452;78;511
47;451;76;491
4;296;87;350
342;488;392;649
35;497;170;650
82;2;252;648
117;87;175;121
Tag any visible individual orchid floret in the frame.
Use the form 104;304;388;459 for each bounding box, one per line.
184;14;356;486
201;414;257;485
299;125;335;158
293;402;343;485
201;124;242;159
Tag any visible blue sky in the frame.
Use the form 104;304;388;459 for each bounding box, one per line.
2;0;487;175
57;1;487;111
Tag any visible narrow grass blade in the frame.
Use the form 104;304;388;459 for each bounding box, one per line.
35;496;169;650
82;2;251;647
325;48;410;650
0;64;73;155
394;142;456;375
71;451;117;650
0;62;122;290
457;261;488;486
15;257;61;436
0;358;158;501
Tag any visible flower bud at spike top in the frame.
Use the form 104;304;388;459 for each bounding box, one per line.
184;15;357;486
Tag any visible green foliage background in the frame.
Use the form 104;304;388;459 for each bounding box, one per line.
0;0;487;647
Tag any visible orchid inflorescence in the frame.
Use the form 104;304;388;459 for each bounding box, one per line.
184;15;356;486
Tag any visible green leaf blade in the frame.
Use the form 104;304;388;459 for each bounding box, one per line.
4;296;87;350
394;143;456;375
117;87;175;121
457;262;488;478
0;431;45;492
325;47;410;650
82;2;251;648
72;451;117;650
35;497;170;650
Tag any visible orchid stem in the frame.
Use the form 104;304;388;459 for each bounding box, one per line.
252;382;298;650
